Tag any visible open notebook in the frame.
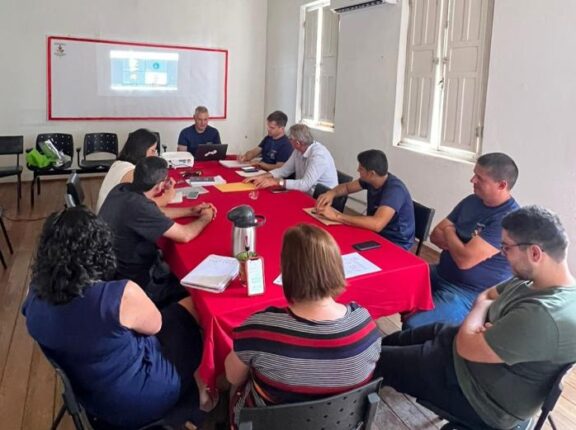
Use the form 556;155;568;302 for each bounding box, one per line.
181;254;239;293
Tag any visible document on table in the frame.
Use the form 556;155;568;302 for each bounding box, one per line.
214;182;258;192
303;208;343;226
181;254;240;293
274;252;381;285
219;160;252;168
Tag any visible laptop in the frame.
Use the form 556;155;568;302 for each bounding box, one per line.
194;144;228;161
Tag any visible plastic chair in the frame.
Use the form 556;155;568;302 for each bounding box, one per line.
238;378;382;430
65;173;85;208
28;133;75;207
50;359;204;430
0;207;13;269
337;170;353;185
0;136;24;210
413;201;435;256
416;363;575;430
313;183;348;213
76;133;118;173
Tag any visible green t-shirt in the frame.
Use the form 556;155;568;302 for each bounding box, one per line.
453;278;576;428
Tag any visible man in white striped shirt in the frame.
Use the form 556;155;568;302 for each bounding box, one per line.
245;124;338;194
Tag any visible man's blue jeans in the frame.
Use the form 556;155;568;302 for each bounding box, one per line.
403;265;479;330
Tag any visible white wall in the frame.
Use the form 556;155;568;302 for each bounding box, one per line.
0;0;268;177
265;0;576;271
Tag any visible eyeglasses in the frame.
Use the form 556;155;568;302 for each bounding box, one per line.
500;242;537;255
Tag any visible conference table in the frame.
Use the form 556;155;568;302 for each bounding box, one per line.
160;160;433;389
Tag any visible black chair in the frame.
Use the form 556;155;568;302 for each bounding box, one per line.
238;378;382;430
0;136;24;210
76;133;118;173
337;170;353;185
65;173;84;208
50;358;204;430
417;363;575;430
0;207;13;269
313;183;348;213
413;201;435;256
28;133;75;207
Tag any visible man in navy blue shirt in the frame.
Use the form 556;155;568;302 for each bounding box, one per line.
315;149;415;250
177;106;221;155
238;111;293;171
404;153;520;329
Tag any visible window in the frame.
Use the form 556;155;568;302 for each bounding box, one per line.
398;0;494;160
297;1;339;130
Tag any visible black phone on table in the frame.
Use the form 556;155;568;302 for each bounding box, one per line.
352;241;381;251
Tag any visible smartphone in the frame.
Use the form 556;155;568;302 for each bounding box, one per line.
352;241;381;251
241;166;259;173
186;191;200;199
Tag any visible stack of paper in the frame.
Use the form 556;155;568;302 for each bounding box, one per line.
219;160;251;168
181;254;240;293
186;175;226;186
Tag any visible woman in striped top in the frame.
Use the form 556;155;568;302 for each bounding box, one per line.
225;224;382;425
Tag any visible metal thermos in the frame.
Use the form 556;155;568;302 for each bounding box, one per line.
227;205;266;257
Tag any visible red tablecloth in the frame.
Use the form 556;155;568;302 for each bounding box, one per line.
160;161;433;388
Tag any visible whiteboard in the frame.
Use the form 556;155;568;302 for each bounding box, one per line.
48;36;228;120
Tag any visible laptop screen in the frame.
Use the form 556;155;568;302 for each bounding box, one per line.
194;144;228;161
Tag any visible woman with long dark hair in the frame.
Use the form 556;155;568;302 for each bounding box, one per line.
22;207;204;428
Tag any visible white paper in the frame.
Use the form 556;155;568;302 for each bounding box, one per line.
235;169;267;178
219;160;251;168
177;186;209;195
169;192;183;204
181;254;239;292
273;252;381;286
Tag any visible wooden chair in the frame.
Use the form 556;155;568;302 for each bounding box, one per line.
417;363;575;430
413;201;435;256
76;133;118;173
238;378;382;430
0;136;24;210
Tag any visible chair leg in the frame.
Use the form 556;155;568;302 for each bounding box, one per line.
17;173;22;211
0;218;13;254
0;248;6;270
37;176;41;195
548;415;558;430
30;176;35;208
51;404;66;430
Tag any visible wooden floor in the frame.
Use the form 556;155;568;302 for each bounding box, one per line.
0;178;575;429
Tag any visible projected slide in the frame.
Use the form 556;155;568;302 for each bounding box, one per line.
48;36;228;120
110;51;178;91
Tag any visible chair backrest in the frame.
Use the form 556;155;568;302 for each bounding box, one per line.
313;183;348;213
0;136;24;156
533;362;575;430
238;378;382;430
66;173;85;206
337;170;353;185
83;133;118;158
36;133;74;157
413;201;435;256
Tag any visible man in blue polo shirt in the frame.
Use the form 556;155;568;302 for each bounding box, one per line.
404;152;520;329
315;149;415;250
238;110;293;171
177;105;221;155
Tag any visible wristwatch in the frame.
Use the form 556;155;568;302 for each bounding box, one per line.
278;178;285;188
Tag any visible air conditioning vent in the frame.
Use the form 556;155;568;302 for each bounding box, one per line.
330;0;396;14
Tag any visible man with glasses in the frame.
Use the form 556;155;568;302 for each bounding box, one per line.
404;153;519;329
375;206;576;429
100;156;216;307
